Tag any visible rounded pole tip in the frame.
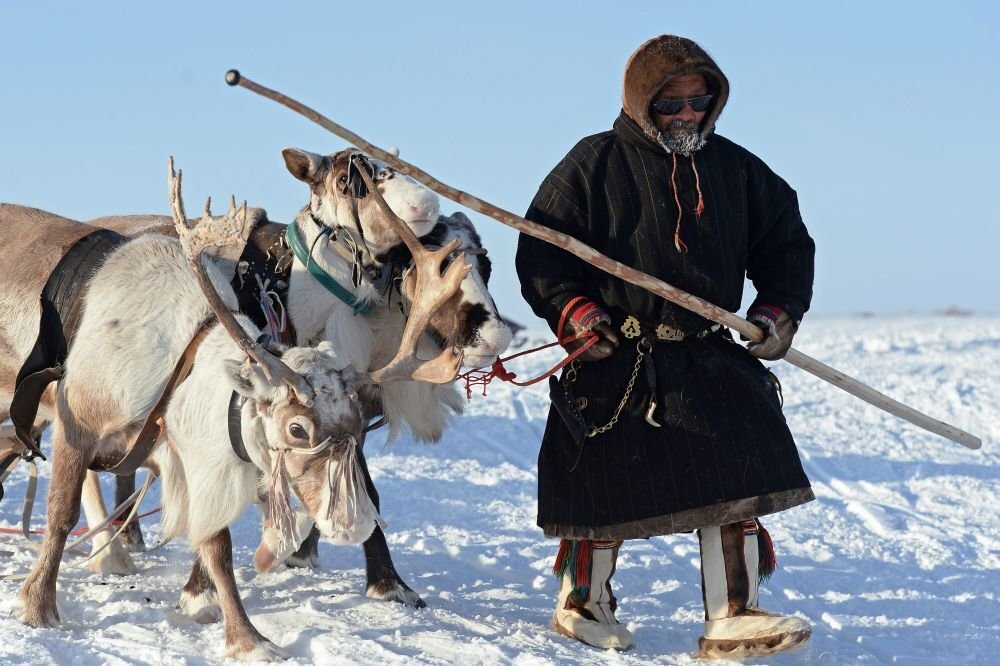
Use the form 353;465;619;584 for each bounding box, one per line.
225;69;241;86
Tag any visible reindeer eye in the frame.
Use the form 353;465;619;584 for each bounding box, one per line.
289;423;308;440
337;174;348;186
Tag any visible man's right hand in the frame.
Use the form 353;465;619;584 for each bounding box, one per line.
564;320;620;362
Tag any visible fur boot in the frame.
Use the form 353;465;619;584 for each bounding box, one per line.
551;539;634;650
696;520;811;659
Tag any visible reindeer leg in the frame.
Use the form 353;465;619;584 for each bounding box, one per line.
114;472;146;551
286;524;321;569
355;447;426;608
18;421;89;628
199;527;287;661
81;470;138;575
177;552;221;623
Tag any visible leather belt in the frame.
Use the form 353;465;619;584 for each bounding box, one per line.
618;315;721;342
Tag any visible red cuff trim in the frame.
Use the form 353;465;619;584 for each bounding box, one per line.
557;297;609;341
749;305;784;322
557;296;589;339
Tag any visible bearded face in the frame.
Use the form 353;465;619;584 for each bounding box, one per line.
657;120;707;156
649;73;711;156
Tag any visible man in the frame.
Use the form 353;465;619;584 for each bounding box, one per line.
515;35;815;658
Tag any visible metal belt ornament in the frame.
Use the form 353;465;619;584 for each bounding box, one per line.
620;315;711;342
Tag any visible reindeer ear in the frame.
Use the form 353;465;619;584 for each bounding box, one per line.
340;363;361;402
223;357;281;402
282;148;326;184
223;358;256;397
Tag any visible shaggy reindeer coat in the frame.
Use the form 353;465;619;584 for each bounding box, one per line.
516;35;816;540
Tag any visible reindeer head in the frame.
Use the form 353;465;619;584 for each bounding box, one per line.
282;147;439;252
167;158;468;547
222;343;377;542
384;212;513;369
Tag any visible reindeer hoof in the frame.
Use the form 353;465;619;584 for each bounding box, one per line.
117;522;147;552
86;542;138;576
18;587;60;629
18;605;60;629
226;638;289;662
284;550;319;570
178;589;222;624
367;580;426;608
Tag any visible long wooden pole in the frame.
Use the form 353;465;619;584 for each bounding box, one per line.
224;70;982;450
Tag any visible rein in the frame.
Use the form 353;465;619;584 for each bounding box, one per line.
457;298;599;398
1;470;167;582
457;335;597;398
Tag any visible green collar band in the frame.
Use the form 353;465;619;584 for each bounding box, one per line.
286;218;372;316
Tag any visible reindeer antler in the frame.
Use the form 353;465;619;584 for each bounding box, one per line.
354;165;471;384
167;157;315;405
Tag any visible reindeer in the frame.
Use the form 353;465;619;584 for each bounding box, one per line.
82;148;511;607
10;162;469;660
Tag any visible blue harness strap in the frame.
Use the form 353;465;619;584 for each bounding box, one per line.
285;218;372;316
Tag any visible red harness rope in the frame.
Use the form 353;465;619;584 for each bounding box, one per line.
457;297;601;398
0;507;161;537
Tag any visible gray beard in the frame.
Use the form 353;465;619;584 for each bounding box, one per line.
656;120;707;156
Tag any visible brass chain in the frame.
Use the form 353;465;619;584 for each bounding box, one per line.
578;337;650;438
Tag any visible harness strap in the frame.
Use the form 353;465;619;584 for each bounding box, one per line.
286;218;372;315
7;366;61;461
0;452;20;503
363;416;388;434
92;317;215;475
10;229;126;460
18;459;40;548
228;391;253;463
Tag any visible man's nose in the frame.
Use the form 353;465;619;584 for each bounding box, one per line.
675;102;697;121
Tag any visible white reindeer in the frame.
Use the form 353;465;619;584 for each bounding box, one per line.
12;163;468;660
85;148;512;606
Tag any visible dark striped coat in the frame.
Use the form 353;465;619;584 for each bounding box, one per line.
515;112;816;540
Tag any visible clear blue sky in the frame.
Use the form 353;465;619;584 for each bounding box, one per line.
2;1;997;327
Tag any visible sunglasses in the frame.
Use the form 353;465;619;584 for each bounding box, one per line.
651;94;714;116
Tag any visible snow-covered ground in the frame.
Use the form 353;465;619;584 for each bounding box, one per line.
1;316;997;665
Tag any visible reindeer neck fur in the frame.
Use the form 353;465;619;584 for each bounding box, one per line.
156;327;262;546
285;209;383;344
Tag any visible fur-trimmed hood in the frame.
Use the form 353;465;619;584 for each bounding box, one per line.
621;35;730;144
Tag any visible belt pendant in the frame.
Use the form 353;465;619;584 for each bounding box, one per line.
621;315;641;339
655;323;684;341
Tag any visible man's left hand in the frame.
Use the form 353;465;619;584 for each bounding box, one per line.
746;306;797;360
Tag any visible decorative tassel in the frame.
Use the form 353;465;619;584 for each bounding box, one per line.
670;153;688;253
691;155;705;217
573;539;593;603
325;436;385;543
256;274;287;340
553;538;572;577
673;226;689;253
553;539;594;604
267;449;299;554
756;519;778;583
